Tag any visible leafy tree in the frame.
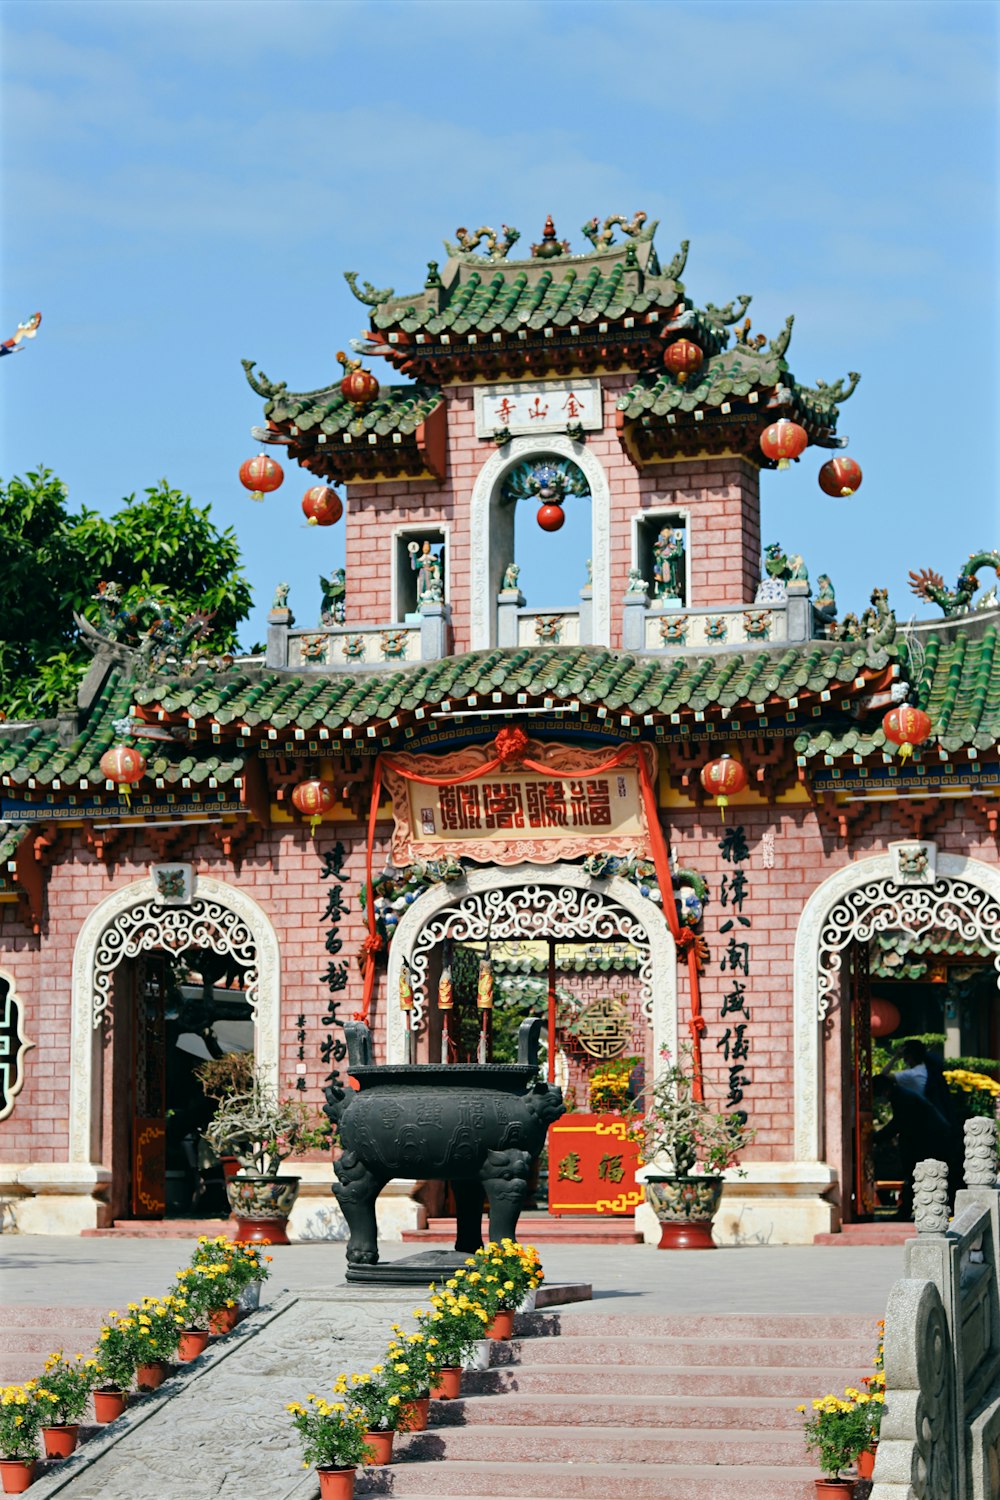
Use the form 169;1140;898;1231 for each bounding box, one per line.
0;470;253;719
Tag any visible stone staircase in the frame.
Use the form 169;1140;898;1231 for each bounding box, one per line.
813;1221;913;1246
401;1211;643;1246
0;1306;108;1387
359;1310;878;1500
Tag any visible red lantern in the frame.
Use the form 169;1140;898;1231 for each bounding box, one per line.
100;744;146;805
239;454;284;502
870;998;901;1038
291;778;336;835
818;456;863;497
663;338;704;384
760;419;808;470
337;350;379;407
699;754;748;820
882;705;932;762
537;503;565;532
301;486;343;527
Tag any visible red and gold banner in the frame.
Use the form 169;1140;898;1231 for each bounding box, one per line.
548;1113;644;1216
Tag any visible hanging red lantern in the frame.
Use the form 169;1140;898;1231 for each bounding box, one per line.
100;744;146;805
301;486;343;527
818;456;863;497
870;998;901;1038
239;454;284;502
882;705;933;761
337;350;379;407
291;778;336;835
760;419;808;470
663;338;704;384
699;754;748;820
537;502;565;532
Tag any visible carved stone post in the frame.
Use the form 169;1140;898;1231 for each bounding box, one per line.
913;1158;950;1235
266;607;293;668
419;602;449;660
963;1117;998;1187
786;579;813;642
497;588;525;647
578;582;593;645
622;588;649;652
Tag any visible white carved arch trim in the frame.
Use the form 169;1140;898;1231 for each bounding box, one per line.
385;863;676;1067
469;436;612;650
793;852;1000;1164
0;968;34;1123
70;875;280;1164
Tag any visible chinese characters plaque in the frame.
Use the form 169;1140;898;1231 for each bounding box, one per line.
548;1114;644;1216
473;378;603;438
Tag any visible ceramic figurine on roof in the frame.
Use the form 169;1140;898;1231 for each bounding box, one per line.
908;551;1000;617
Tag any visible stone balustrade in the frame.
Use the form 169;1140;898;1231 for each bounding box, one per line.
266;604;449;670
623;579;815;653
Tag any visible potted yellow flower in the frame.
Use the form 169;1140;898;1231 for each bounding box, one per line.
384;1326;442;1433
0;1384;43;1494
797;1389;873;1495
416;1287;491;1399
286;1393;374;1499
464;1240;544;1338
92;1312;140;1421
36;1352;99;1457
336;1366;405;1466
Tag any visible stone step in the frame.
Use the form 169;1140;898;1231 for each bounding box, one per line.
0;1307;107;1328
393;1423;810;1466
507;1334;875;1368
356;1458;819;1499
403;1216;642;1245
432;1391;808;1429
81;1218;233;1238
518;1311;877;1340
462;1362;870;1399
814;1222;913;1245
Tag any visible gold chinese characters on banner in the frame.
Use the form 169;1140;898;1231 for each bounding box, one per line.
384;740;656;866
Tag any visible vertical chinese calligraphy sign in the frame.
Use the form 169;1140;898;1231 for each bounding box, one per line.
384;740;657;866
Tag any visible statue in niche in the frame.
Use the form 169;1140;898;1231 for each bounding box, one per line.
408;541;444;610
502;562;521;592
652;527;686;603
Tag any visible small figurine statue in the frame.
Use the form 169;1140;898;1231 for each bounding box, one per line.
408;541;444;609
320;568;346;626
626;567;649;596
653;527;686;602
271;582;290;611
814;573;837;620
585;558;593;586
502;562;521;592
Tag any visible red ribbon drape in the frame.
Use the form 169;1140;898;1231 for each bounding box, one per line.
357;740;705;1098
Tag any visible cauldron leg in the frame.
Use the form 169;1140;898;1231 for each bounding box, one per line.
452;1179;485;1253
332;1149;386;1265
480;1147;531;1245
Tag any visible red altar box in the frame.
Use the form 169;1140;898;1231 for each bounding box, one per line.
547;1112;644;1216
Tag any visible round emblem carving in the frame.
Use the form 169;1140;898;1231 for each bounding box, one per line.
574;994;632;1059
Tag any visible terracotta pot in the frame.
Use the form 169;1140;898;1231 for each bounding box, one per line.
177;1329;210;1362
208;1306;238;1336
226;1174;299;1246
398;1397;430;1432
430;1366;462;1400
856;1448;877;1479
93;1388;128;1422
0;1460;35;1495
220;1155;241;1181
814;1482;852;1497
645;1176;723;1250
317;1467;355;1500
41;1423;79;1459
486;1309;515;1341
136;1361;169;1391
362;1430;394;1465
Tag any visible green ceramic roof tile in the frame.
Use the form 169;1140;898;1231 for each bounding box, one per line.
250;374;444;439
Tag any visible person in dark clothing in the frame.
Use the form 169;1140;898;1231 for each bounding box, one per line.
872;1074;959;1220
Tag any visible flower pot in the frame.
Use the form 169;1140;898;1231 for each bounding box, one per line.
486;1309;515;1341
236;1281;262;1317
463;1341;491;1372
430;1366;462;1400
220;1155;241;1181
41;1424;79;1460
317;1466;355;1500
136;1361;169;1391
225;1174;299;1246
0;1460;35;1495
362;1430;394;1465
398;1397;430;1432
93;1388;128;1423
645;1175;724;1249
814;1482;852;1498
518;1288;537;1314
177;1329;210;1362
856;1448;877;1479
208;1306;238;1336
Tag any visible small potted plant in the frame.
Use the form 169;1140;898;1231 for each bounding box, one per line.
286;1393;374;1499
855;1320;886;1478
796;1390;874;1495
189;1235;272;1321
464;1240;544;1339
337;1366;405;1466
171;1268;222;1360
204;1076;332;1244
0;1384;42;1493
121;1298;185;1389
416;1288;491;1399
384;1326;441;1432
92;1312;140;1421
629;1044;755;1249
36;1353;98;1457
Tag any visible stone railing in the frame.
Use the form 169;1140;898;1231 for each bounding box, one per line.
497;585;592;648
872;1119;1000;1500
265;604;449;670
622;580;815;653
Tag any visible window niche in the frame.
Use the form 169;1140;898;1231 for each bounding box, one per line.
394;529;446;622
636;513;688;607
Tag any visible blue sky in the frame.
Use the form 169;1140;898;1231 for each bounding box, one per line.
2;0;997;646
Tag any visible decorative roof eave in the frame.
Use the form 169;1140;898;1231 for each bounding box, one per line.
257;402;447;485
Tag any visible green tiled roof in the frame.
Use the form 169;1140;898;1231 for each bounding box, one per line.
795;625;1000;764
243;361;443;438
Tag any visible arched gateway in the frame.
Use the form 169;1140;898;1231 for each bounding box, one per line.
385;863;677;1068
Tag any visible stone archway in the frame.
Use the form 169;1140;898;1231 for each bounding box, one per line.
384;863;676;1067
69;874;280;1164
468;436;612;650
792;849;1000;1164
